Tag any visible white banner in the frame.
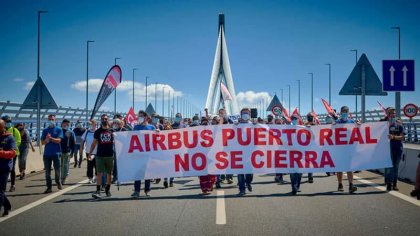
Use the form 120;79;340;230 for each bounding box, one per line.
115;122;392;182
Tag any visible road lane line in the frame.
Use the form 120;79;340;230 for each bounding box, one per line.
353;175;420;207
216;190;226;225
0;179;89;223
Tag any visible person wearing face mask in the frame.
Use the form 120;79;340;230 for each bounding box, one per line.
0;120;17;216
191;115;201;127
303;112;316;184
236;108;254;196
384;107;404;191
80;119;98;184
131;111;156;198
111;119;127;184
1;115;21;192
59;119;75;185
15;123;34;180
72;121;86;168
334;106;358;193
41;114;63;194
172;113;186;130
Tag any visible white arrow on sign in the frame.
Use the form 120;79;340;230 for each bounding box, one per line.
389;66;395;86
402;65;408;86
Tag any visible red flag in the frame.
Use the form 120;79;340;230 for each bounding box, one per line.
125;107;137;126
377;101;387;118
291;107;303;125
312;110;321;125
321;98;337;117
282;107;291;123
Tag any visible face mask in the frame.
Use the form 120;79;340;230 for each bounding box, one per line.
175;117;181;123
138;117;145;124
307;117;314;123
5;122;12;129
112;125;118;129
62;125;69;130
291;119;298;125
391;118;396;123
153;118;159;124
48;121;55;127
241;113;250;121
193;120;200;125
341;113;348;120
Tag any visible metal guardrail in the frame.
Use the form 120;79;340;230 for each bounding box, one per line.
0;101;126;141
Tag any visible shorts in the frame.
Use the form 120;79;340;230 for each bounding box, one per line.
96;156;114;174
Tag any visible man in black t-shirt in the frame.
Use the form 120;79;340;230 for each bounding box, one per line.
88;114;114;198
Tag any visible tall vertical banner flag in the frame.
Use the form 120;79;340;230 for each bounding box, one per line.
220;82;233;101
90;65;122;119
125;107;137;127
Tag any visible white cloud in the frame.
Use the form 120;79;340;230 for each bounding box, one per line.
70;78;103;92
236;91;272;108
24;81;35;91
70;79;183;103
14;78;24;82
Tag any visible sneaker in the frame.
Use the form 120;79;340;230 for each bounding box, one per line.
92;177;97;184
238;191;246;196
163;181;168;188
349;184;357;194
9;185;15;192
386;183;392;191
308;177;314;183
106;191;112;197
338;183;344;192
144;191;151;197
410;190;419;197
61;179;66;185
392;184;399;191
92;191;102;199
131;191;140;198
88;178;93;184
215;182;222;189
291;190;297;195
2;210;9;217
78;165;81;168
247;184;253;192
44;188;52;194
169;182;174;187
57;183;62;190
201;190;210;195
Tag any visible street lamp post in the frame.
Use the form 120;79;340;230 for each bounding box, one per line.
145;76;149;110
308;73;314;112
296;80;301;113
350;49;358;119
36;10;47;147
325;64;331;105
114;57;121;115
280;89;284;104
155;82;157;114
162;86;165;117
132;68;138;110
392;26;401;117
86;40;94;123
287;85;291;113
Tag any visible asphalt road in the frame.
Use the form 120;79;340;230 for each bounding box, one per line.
1;165;419;236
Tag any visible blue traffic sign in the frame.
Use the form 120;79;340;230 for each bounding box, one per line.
383;60;415;91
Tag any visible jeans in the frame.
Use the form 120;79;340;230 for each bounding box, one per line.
134;180;151;193
18;144;29;172
10;157;17;186
290;173;302;192
60;153;70;181
385;145;403;184
43;154;61;189
86;155;96;179
0;159;12;212
238;174;253;192
73;144;82;166
164;177;174;183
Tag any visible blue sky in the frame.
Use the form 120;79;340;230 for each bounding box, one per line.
1;0;419;117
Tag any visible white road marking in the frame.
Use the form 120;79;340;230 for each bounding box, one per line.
353;175;420;207
216;190;226;225
0;179;89;223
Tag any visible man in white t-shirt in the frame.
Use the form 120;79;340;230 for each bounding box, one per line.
80;119;97;183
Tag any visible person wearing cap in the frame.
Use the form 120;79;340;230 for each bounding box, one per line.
334;106;358;193
72;120;86;168
304;112;316;184
14;123;35;180
41;114;63;193
0;119;17;216
60;119;75;184
384;107;404;191
1;115;21;192
131;111;155;198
